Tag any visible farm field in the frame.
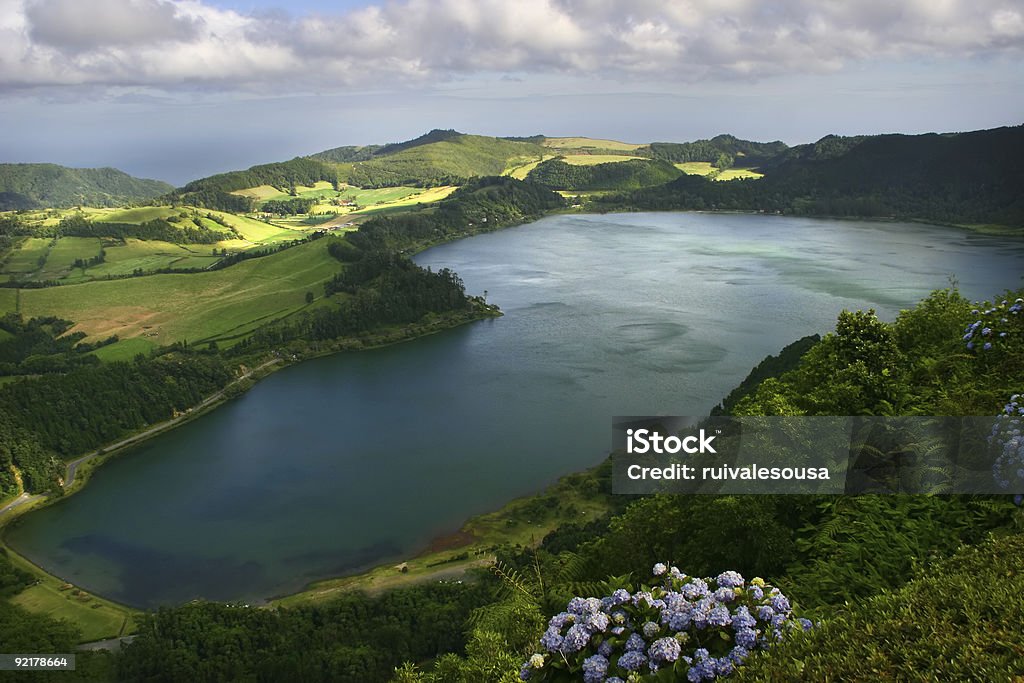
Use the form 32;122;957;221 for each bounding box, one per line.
38;236;103;277
542;137;646;151
673;162;764;180
503;155;555;179
674;161;717;175
2;237;52;274
561;154;639;165
6;550;136;642
12;237;345;349
716;168;764;180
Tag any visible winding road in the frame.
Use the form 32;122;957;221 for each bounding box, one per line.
0;358;279;521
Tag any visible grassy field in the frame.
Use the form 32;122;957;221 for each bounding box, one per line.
231;184;285;201
3;237;52;274
91;336;158;361
674;162;764;181
504;156;556;180
561;154;639;165
674;161;718;176
39;237;103;278
351;186;457;214
13;238;344;347
93;206;179;224
715;168;764;180
0;289;16;313
543;137;646;151
5;548;137;642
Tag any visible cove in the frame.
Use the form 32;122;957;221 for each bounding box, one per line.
6;212;1024;608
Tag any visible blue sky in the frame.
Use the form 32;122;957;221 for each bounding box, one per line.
1;0;1022;185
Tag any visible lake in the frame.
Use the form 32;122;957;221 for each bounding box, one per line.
7;212;1024;607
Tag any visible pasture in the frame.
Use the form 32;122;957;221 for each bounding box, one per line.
13;238;345;348
561;154;639;165
543;137;646;151
715;168;764;181
4;546;136;643
3;237;52;274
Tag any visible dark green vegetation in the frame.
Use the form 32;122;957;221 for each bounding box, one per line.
115;584;491;682
711;334;820;416
0;351;233;495
608;125;1024;227
648;134;788;169
526;158;681;191
0;164;172;211
734;533;1024;681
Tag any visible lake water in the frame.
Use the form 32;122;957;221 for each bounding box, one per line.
7;213;1023;607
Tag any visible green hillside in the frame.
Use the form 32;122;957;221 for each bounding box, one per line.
649;134;788;168
609;125;1024;228
337;131;547;188
0;164;173;210
526;157;682;191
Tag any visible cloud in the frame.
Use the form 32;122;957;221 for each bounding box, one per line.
0;0;1021;92
26;0;200;52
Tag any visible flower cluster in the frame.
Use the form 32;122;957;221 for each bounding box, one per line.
963;297;1023;352
990;393;1024;504
520;565;809;682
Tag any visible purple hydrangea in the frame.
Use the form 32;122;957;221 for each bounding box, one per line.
649;636;682;663
617;650;647;671
581;654;608;683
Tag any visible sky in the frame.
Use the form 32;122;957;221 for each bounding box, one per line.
1;0;1022;185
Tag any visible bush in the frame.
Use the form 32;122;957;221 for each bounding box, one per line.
734;532;1024;681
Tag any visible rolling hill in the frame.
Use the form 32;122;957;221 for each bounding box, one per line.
0;164;174;210
609;125;1024;228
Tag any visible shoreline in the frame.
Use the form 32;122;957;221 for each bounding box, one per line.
2;206;1020;629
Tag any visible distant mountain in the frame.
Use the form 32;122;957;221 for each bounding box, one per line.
608;125;1024;227
0;164;174;210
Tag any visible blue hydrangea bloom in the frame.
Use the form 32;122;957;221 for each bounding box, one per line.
649;636;682;663
617;650;647;671
581;654;608;683
716;570;744;588
625;633;646;652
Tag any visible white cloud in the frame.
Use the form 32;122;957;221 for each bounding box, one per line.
0;0;1021;92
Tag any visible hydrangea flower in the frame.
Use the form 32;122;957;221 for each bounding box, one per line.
521;563;807;681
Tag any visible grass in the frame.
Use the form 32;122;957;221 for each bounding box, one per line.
230;185;285;201
674;161;718;176
561;154;639;165
674;163;764;181
5;548;137;642
504;156;556;180
716;168;764;181
3;237;52;274
13;238;344;347
0;289;15;312
93;206;180;224
351;186;457;214
543;137;645;151
39;237;103;278
91;337;158;361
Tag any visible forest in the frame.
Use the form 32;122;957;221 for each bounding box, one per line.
605;126;1024;227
